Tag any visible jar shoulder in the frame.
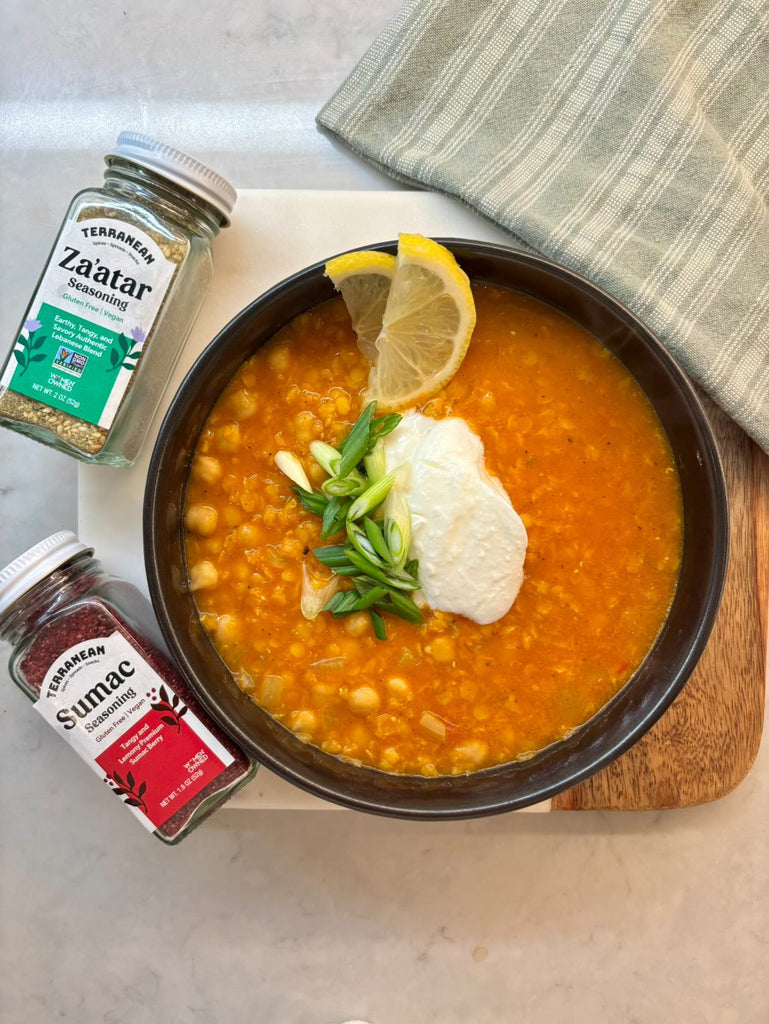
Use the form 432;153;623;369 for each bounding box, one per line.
64;187;200;258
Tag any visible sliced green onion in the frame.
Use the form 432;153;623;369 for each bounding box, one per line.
346;521;387;566
309;440;340;476
292;486;328;517
344;548;421;591
384;489;411;571
370;608;387;640
351;584;388;611
322;470;366;497
321;496;349;540
368;412;402;449
363;516;392;563
347;473;395;520
274;450;312;491
363;442;387;484
337;402;376;477
300;564;340;620
376;589;423;623
312;545;353;567
324;590;360;617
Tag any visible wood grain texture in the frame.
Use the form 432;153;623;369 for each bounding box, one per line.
553;395;767;811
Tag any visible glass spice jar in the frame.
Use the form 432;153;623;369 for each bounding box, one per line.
0;132;236;467
0;531;256;844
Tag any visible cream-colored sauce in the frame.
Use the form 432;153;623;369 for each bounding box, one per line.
383;413;528;624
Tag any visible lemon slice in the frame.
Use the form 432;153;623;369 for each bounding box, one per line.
367;234;476;409
325;250;397;361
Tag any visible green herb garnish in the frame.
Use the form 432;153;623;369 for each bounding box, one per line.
287;401;422;638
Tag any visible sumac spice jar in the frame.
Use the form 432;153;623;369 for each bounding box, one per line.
0;531;255;843
0;132;236;466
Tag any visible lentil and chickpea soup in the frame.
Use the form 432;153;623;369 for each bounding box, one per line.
184;286;683;776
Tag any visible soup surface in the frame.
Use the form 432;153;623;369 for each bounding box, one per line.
184;286;683;776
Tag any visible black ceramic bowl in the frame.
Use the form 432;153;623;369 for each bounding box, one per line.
144;240;728;817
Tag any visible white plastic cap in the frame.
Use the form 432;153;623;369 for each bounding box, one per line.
0;532;91;616
107;131;237;226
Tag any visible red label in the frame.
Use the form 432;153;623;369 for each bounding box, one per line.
96;709;227;828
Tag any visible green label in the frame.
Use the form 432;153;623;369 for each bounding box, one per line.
5;303;141;425
0;214;177;430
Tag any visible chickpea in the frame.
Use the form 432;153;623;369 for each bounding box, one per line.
295;411;315;442
230;389;257;420
222;505;243;528
348;686;381;715
344;612;370;638
191;454;222;485
268;345;290;372
185;504;218;537
215;422;241;453
291;710;318;734
453;740;489;769
427;636;456;663
334;393;351;415
237;522;262;546
215;614;240;645
386;676;411;701
188;560;219;591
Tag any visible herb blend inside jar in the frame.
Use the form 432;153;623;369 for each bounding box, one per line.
0;132;236;467
0;532;255;843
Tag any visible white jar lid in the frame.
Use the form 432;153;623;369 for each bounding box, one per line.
0;531;91;616
107;131;237;227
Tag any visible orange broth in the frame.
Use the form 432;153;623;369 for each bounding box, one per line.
184;286;683;776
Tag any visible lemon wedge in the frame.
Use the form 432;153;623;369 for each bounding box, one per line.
367;234;476;409
325;250;397;361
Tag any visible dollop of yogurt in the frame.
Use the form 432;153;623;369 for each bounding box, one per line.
383;413;528;625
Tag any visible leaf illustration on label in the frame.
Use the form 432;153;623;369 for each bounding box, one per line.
161;715;179;727
178;706;188;718
138;781;147;798
30;334;46;350
113;770;126;787
172;693;180;708
109;348;120;368
127;771;135;788
124;798;144;808
159;685;170;705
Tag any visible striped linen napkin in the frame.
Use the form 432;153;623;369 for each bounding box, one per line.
317;0;769;453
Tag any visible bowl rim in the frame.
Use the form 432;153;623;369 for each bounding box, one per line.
144;238;729;817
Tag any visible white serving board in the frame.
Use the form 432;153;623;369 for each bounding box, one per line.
78;189;549;812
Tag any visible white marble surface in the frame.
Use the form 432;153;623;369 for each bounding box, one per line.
0;3;767;1023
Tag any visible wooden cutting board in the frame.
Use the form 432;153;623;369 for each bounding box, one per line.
554;393;768;810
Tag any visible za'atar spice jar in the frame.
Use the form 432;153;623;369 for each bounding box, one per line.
0;532;255;843
0;132;236;466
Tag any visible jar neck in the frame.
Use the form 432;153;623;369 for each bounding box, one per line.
103;159;222;239
0;553;102;646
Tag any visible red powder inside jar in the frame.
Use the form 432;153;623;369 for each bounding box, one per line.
21;596;251;841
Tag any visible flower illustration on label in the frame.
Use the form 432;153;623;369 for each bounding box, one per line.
148;684;188;731
12;319;48;376
107;326;146;374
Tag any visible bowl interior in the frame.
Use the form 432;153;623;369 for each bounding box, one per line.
144;240;728;817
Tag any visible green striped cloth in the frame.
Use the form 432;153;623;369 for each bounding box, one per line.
318;0;769;453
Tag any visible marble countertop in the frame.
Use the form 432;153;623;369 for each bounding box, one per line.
0;3;766;1022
